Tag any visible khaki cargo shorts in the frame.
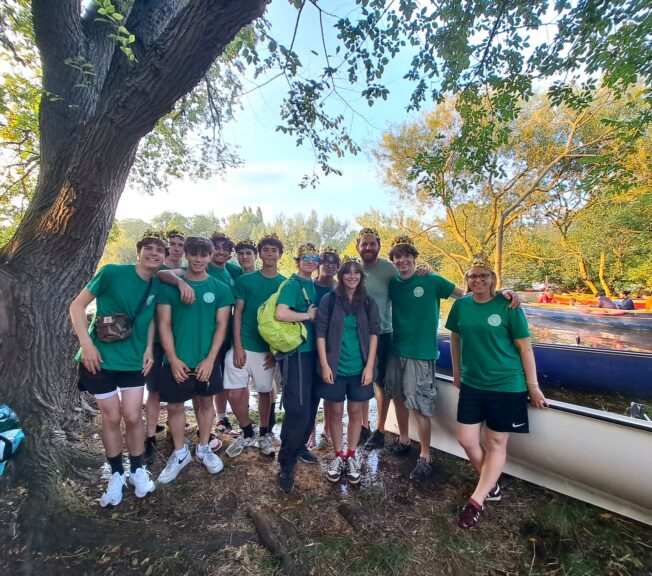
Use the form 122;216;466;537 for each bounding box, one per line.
384;355;437;418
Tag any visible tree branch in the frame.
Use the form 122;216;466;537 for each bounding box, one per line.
99;0;268;139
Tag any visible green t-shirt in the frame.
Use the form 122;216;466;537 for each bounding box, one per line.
389;272;456;361
338;313;364;376
208;263;236;290
313;282;334;306
363;258;396;334
445;294;530;392
234;270;286;353
158;275;234;367
277;273;317;353
76;264;159;371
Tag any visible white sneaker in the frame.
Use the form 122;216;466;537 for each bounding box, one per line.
196;448;224;474
258;432;275;457
129;467;156;498
225;434;256;458
345;455;361;484
158;449;192;484
100;472;126;507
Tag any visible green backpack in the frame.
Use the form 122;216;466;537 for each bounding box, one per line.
257;278;310;356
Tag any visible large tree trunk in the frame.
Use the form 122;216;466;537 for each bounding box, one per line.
0;0;268;504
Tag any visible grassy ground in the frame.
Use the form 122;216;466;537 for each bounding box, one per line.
1;410;651;576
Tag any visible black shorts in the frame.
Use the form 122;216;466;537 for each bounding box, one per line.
78;364;145;397
318;374;376;403
375;332;392;386
145;342;165;393
158;361;224;404
457;384;529;433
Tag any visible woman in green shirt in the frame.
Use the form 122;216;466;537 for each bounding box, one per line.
445;262;547;529
315;260;380;484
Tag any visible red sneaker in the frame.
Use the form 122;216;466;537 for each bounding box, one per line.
458;499;483;529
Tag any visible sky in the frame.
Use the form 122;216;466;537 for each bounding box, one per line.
114;2;425;227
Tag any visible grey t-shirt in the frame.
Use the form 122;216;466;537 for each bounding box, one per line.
363;258;397;334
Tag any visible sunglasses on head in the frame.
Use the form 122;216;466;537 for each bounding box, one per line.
301;254;320;263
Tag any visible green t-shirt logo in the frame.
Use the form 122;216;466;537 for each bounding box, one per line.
487;313;502;327
413;286;424;298
203;292;216;303
146;295;155;306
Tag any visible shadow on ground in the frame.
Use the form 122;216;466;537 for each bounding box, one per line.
2;412;651;576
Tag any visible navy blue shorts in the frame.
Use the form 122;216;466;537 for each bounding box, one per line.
457;384;529;433
145;342;165;393
78;364;145;396
319;373;375;403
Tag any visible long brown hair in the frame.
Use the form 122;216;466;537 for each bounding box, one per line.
334;260;367;312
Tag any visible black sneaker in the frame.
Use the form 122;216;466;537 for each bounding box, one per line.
485;483;501;501
409;457;433;481
390;438;411;456
365;430;385;450
359;425;371;444
277;469;295;493
143;440;156;465
299;447;318;464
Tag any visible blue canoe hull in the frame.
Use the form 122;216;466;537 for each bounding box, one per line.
437;338;652;399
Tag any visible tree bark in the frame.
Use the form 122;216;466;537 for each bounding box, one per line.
0;0;269;499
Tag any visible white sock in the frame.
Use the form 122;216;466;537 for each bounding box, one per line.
197;444;209;453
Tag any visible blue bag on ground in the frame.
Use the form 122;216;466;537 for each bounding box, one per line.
0;404;25;477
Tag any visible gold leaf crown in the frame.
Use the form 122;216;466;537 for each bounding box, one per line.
297;242;318;257
259;232;281;242
141;229;169;244
235;238;256;250
165;228;186;240
470;256;492;270
357;227;380;241
341;256;362;264
320;245;339;256
391;234;415;248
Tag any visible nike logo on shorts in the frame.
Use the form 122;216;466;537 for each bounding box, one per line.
512;423;526;428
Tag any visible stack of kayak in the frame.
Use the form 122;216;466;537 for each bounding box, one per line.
522;303;652;331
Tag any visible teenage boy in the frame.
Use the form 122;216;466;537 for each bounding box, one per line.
314;247;340;305
224;234;286;457
385;237;520;481
156;237;233;483
144;229;186;463
207;232;242;436
70;231;166;506
309;247;341;446
235;239;258;274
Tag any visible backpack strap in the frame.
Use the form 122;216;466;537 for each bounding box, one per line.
132;278;154;321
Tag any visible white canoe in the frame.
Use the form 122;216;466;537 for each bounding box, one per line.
384;374;652;526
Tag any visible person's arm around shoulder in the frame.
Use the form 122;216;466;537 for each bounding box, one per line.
513;337;547;409
158;268;195;305
70;288;103;374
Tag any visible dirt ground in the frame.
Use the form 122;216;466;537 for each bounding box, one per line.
1;407;651;576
